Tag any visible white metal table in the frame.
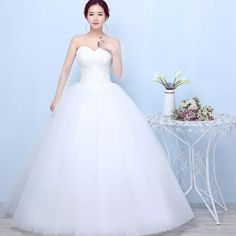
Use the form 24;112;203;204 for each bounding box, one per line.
146;113;236;224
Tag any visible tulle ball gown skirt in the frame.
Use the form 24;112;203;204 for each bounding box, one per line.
2;47;194;235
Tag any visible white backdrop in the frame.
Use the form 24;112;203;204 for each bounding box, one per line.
0;0;236;203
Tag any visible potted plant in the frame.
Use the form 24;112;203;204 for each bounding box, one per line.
153;70;189;116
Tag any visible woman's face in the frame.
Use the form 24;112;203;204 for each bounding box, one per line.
86;4;107;30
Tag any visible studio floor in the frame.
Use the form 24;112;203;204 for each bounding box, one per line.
0;204;236;236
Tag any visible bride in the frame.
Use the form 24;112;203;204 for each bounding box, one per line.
2;0;194;235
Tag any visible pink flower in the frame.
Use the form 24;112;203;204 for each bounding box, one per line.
172;97;214;121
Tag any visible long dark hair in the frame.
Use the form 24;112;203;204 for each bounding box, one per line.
84;0;110;18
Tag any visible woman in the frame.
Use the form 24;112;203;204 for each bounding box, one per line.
3;0;194;235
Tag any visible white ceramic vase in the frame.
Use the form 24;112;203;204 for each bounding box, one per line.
163;89;176;116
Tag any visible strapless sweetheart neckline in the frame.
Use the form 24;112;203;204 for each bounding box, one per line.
77;46;111;54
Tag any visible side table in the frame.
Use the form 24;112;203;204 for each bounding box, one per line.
147;113;236;224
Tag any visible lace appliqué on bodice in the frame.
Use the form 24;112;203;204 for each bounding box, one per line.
76;46;112;86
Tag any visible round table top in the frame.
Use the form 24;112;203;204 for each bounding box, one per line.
147;113;236;128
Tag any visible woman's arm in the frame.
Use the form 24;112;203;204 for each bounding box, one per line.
50;36;79;112
99;37;123;79
111;39;122;79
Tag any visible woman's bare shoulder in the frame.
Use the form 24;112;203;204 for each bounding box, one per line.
106;35;120;43
105;35;121;49
70;34;87;45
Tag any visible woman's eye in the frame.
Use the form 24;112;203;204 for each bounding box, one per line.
89;14;93;16
99;14;103;16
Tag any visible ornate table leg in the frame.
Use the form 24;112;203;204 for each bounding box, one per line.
192;129;229;224
159;126;228;224
212;134;228;211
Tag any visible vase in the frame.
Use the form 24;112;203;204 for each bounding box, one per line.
163;89;176;116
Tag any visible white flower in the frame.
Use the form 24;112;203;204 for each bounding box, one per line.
175;70;187;81
153;70;189;89
189;103;198;110
180;98;198;110
175;70;183;77
152;72;166;81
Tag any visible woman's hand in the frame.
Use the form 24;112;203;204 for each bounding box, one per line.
50;98;60;112
97;36;117;54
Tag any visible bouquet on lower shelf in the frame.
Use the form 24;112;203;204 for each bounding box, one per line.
172;97;214;121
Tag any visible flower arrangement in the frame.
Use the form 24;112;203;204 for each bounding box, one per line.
153;70;189;90
172;97;214;121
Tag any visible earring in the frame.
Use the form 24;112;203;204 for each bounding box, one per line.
103;22;109;33
84;22;90;32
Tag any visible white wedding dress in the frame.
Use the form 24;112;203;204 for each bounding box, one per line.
2;46;194;236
